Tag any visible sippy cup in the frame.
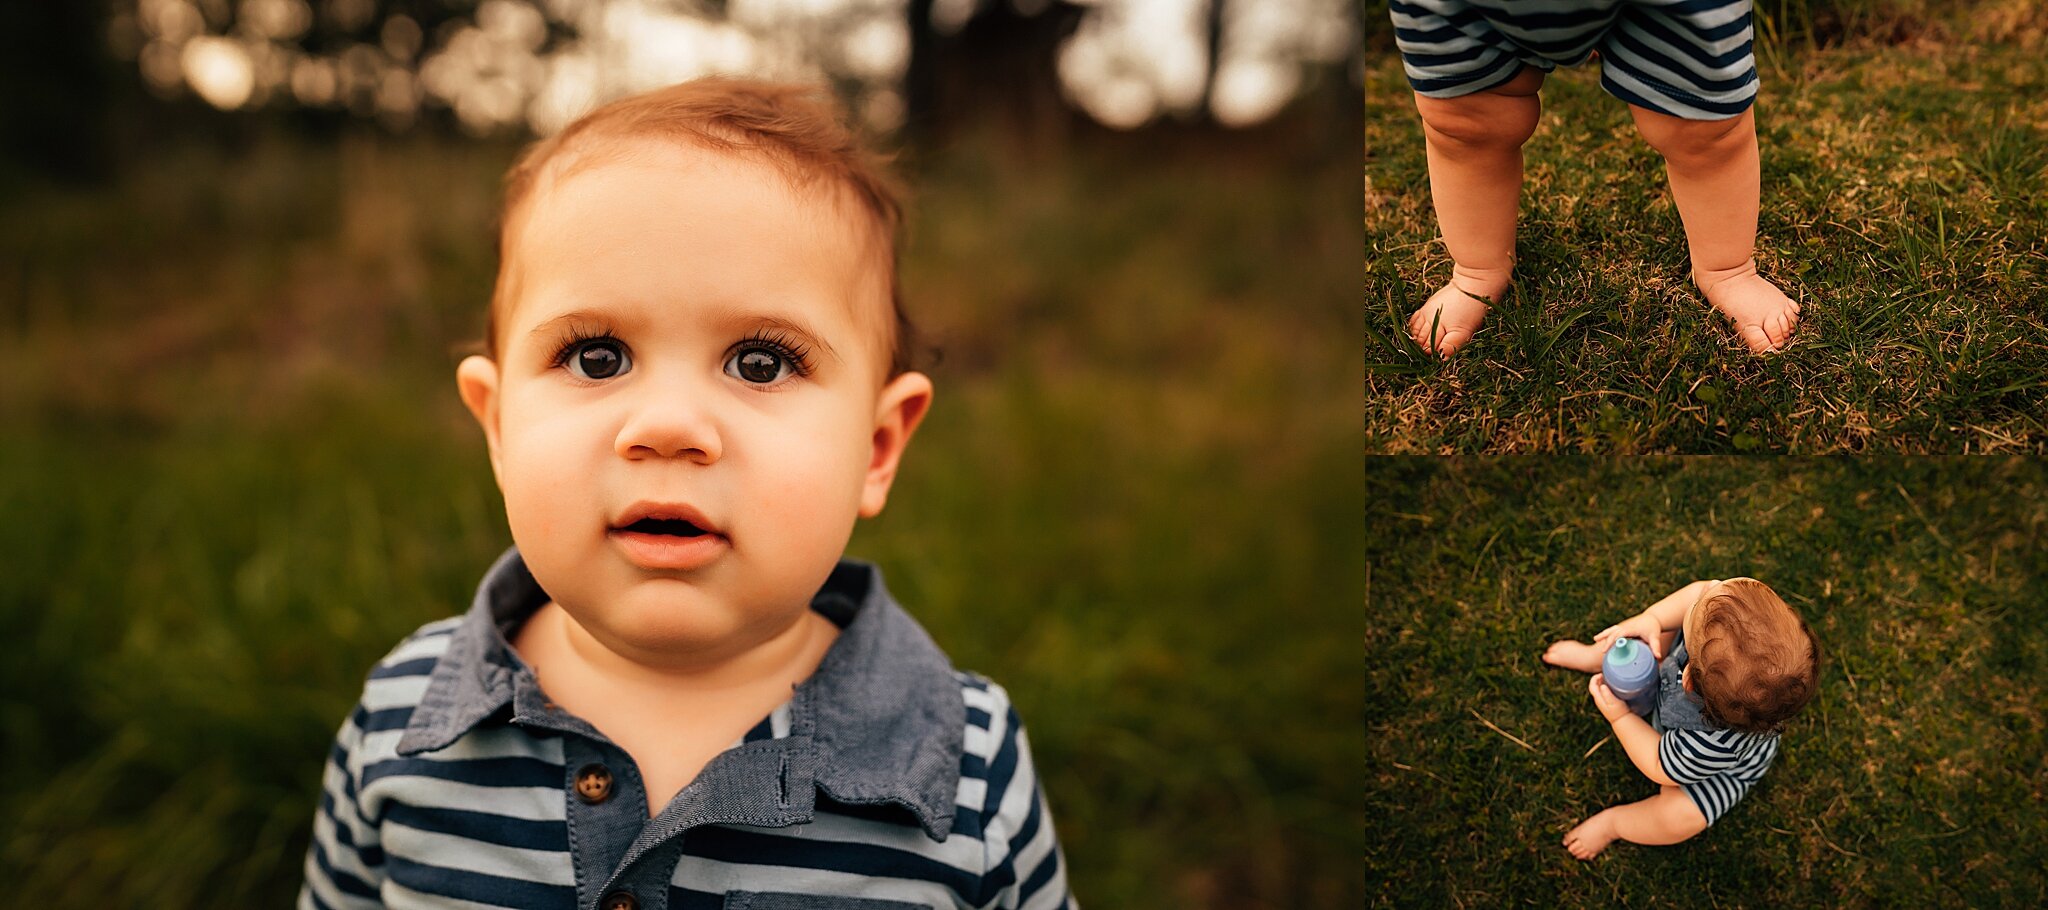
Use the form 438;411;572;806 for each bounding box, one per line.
1602;637;1659;717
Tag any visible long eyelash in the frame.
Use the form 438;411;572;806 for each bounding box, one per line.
738;328;815;377
549;322;618;368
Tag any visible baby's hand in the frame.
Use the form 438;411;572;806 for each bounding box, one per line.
1593;613;1665;659
1588;674;1631;723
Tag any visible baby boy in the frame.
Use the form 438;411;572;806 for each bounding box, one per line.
1542;578;1819;858
300;79;1072;909
1391;0;1803;355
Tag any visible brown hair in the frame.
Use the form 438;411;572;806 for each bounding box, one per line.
483;78;917;375
1689;578;1821;734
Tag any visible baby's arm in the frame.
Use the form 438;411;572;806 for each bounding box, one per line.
300;683;388;907
1640;579;1718;631
969;679;1072;908
1595;579;1720;659
1587;676;1679;786
300;715;385;907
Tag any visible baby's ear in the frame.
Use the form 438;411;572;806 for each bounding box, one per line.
455;355;505;482
859;371;934;518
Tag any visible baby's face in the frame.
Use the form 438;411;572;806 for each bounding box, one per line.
458;142;930;668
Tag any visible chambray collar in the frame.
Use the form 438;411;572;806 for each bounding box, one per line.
394;546;964;840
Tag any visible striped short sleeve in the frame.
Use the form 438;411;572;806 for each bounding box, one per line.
1658;727;1749;784
959;675;1073;910
299;619;462;910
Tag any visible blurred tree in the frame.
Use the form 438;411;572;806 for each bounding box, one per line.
902;0;1087;142
1198;0;1222;123
0;0;116;184
101;0;1357;141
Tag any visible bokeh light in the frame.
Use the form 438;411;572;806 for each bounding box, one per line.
115;0;1357;132
181;36;255;109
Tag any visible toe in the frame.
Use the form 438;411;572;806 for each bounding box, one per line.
1738;324;1776;353
1436;328;1471;357
1776;310;1801;346
1407;315;1436;351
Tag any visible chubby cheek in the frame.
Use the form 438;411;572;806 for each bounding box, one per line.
493;392;610;552
736;406;871;571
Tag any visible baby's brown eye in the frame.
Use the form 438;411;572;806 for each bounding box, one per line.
567;339;629;380
726;347;789;384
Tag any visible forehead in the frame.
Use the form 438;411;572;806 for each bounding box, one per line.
500;140;890;349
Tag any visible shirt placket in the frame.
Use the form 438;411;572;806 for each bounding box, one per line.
507;673;678;910
506;668;824;910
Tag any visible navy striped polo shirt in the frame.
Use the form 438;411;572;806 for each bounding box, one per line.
300;547;1073;909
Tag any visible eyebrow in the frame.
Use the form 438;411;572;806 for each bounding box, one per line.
747;313;842;362
523;306;842;362
525;308;619;345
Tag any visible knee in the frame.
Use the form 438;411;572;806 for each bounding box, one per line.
1417;92;1540;155
1633;107;1751;165
1659;792;1710;840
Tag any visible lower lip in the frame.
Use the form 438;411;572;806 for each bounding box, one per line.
609;529;728;570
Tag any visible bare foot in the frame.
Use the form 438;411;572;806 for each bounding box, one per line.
1407;265;1510;357
1695;259;1800;353
1564;811;1619;860
1541;639;1604;673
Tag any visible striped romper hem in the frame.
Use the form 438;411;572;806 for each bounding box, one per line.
1389;0;1759;121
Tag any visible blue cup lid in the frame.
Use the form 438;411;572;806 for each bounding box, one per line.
1610;638;1640;662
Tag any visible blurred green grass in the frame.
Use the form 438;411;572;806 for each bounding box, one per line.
1364;458;2048;907
0;126;1362;907
1364;5;2048;452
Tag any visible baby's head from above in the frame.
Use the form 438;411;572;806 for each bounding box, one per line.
1683;578;1821;734
454;78;934;669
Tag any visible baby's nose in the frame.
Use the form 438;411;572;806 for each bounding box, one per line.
615;394;722;463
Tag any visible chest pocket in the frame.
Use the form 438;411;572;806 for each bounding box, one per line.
723;893;930;909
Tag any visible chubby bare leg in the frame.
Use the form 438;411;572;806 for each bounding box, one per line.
1564;785;1709;859
1629;105;1800;352
1407;66;1545;356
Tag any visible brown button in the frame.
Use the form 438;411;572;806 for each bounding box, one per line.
601;891;638;910
574;763;613;804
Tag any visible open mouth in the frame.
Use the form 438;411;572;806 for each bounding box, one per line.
621;517;711;538
609;503;725;568
609;506;727;570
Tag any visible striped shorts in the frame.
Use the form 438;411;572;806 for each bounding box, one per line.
1389;0;1758;120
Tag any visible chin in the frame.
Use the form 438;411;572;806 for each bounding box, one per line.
603;589;747;648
